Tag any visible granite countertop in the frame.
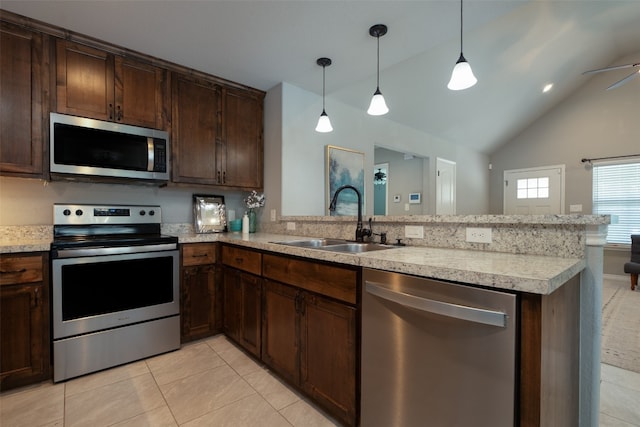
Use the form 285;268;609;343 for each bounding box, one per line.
0;230;584;295
174;232;585;295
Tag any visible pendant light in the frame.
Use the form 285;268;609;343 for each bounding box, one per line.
367;24;389;116
315;57;333;133
447;0;477;90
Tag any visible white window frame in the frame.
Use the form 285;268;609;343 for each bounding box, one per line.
592;158;640;247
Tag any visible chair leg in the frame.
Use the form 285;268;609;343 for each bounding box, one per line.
631;273;638;291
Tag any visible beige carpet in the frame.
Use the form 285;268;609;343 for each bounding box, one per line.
601;277;640;373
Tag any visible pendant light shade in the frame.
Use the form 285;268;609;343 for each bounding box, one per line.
315;57;333;133
448;0;477;90
367;24;389;116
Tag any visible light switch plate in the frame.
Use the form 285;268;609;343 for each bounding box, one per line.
270;209;277;221
286;222;296;231
466;227;492;244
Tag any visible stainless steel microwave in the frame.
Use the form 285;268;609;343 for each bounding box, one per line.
50;113;170;183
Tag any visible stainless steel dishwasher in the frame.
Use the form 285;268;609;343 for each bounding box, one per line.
361;268;517;426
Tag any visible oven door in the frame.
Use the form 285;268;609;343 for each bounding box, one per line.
51;248;179;339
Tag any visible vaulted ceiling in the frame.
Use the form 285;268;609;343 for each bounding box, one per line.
4;0;640;154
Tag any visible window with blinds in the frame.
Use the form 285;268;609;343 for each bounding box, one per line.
592;160;640;245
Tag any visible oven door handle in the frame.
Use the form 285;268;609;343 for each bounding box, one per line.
53;243;178;258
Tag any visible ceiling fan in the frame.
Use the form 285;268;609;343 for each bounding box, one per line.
582;62;640;90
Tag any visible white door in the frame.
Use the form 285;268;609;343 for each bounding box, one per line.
436;158;456;215
503;165;565;214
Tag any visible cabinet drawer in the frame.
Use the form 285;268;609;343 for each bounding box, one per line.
263;254;357;305
182;243;217;266
222;245;262;275
0;254;44;286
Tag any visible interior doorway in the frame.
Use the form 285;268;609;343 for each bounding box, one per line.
436;158;456;215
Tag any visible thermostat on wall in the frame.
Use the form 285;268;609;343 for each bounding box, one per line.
409;193;421;204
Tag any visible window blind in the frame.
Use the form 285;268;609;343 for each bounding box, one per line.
592;161;640;245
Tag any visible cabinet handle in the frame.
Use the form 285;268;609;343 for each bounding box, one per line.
222;171;226;184
0;268;27;274
235;257;244;264
193;253;209;258
109;103;114;120
217;170;221;183
116;105;123;121
33;288;39;307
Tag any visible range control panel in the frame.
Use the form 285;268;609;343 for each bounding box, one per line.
53;204;162;225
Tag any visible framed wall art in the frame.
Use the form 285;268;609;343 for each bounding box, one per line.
326;145;365;215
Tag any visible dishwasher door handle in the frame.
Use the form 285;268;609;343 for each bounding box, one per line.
365;281;507;327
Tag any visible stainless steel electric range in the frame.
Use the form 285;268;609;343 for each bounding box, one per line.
50;204;180;382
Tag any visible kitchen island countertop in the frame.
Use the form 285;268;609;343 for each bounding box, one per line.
0;230;585;295
175;231;585;295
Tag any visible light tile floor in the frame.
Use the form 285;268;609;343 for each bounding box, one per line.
1;334;639;426
0;335;339;427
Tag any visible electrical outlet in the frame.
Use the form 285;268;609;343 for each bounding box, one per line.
466;227;492;244
405;225;424;239
286;222;296;231
270;209;277;221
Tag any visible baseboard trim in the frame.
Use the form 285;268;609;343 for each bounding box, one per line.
603;274;628;283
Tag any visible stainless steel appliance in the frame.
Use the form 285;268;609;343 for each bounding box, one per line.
50;113;169;183
362;268;517;426
51;204;180;382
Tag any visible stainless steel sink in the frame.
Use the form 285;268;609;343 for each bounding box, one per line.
274;238;348;248
317;242;395;253
272;239;396;253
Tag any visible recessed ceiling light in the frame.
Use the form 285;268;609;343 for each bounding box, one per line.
543;83;553;93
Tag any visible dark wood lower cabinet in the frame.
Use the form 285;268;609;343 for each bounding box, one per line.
262;276;358;427
180;243;219;343
0;252;50;390
181;264;218;342
222;267;262;358
300;292;356;426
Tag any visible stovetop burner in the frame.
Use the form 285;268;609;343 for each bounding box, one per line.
51;203;176;250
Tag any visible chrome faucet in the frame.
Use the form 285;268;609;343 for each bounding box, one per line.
329;185;372;242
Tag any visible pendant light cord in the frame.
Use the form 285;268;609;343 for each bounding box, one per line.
322;65;326;110
460;0;464;53
376;35;382;88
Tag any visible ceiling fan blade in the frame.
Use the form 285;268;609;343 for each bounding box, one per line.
607;70;640;90
582;62;639;75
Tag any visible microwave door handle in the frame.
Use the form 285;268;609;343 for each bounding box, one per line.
147;138;154;171
365;281;507;328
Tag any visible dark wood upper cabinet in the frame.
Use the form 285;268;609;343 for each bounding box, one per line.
171;73;264;189
55;39;167;129
221;87;264;189
171;74;222;185
0;21;47;178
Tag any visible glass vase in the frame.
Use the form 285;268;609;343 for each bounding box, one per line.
248;209;257;233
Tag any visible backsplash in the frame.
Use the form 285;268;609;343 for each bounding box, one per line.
260;214;610;259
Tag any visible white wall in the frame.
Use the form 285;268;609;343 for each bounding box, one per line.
0;177;246;225
270;82;490;216
489;51;640;215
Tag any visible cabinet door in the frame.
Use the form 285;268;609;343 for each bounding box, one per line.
222;267;262;357
221;87;264;188
0;283;47;390
0;22;45;177
238;272;262;357
171;74;221;184
300;293;357;427
115;56;167;129
56;39;115;121
223;267;242;342
262;280;299;384
181;264;217;342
